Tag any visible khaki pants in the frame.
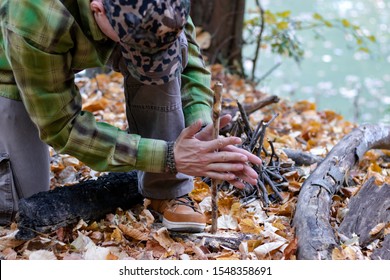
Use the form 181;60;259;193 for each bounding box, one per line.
0;96;50;225
123;75;193;199
120;32;193;199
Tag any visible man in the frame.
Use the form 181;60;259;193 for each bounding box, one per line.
0;0;261;232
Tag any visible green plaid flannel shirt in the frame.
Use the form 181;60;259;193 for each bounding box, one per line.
0;0;213;173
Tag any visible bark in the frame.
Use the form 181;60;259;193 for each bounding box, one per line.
293;124;390;260
339;179;390;248
190;0;245;70
371;235;390;260
282;149;323;166
338;178;390;259
16;172;143;240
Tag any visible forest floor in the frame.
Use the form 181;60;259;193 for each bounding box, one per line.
0;65;389;260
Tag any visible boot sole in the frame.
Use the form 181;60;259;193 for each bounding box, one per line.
163;218;206;233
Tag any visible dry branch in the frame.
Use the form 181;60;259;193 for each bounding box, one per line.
211;82;223;234
293;124;390;259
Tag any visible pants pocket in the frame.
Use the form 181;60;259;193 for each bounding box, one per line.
0;153;17;225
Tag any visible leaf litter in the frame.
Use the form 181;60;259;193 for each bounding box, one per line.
0;65;388;260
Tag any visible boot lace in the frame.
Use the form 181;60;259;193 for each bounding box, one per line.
172;194;202;214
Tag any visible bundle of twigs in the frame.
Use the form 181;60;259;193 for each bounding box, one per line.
205;99;295;208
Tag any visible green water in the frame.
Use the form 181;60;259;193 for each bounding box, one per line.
244;0;390;124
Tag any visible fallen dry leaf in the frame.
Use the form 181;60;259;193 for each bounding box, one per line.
119;224;149;241
1;65;385;261
369;222;386;236
239;218;262;234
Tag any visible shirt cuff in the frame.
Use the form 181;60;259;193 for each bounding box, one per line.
184;104;213;127
135;138;167;173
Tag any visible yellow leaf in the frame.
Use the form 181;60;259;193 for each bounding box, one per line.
341;19;350;27
272;219;287;231
358;47;369;53
264;10;277;24
82;97;110;112
106;252;119;260
369;162;382;173
111;227;123;243
312;13;323;20
293;100;316;112
218;196;235;215
230;202;245;218
239;218;262;234
247;240;263;252
190;178;211;202
276;11;291;18
332;248;346;260
276;21;289;30
324;20;333;27
369;222;386;236
368;35;376;42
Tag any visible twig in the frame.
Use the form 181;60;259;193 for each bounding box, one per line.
211;82;223;234
243;95;280;115
236;101;252;138
251;0;265;81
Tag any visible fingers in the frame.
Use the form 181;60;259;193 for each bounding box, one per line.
180;119;202;139
208;136;242;152
205;162;259;187
194;115;232;141
219;114;232;129
202;115;232;133
226;179;246;189
207;151;248;163
223;145;262;165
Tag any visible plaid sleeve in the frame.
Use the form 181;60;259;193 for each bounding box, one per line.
4;29;167;173
181;17;213;127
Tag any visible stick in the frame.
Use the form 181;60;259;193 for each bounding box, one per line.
211;82;223;234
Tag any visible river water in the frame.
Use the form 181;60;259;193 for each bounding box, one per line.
244;0;390;124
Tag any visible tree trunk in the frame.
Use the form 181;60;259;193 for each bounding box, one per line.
293;124;390;260
190;0;245;72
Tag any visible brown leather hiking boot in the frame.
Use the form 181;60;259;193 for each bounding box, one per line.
148;195;206;233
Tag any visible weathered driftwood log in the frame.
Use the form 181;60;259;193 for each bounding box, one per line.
371;235;390;260
293;124;390;260
339;178;390;247
16;172;143;240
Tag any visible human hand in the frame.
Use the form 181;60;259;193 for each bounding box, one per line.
195;114;232;141
174;118;262;189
